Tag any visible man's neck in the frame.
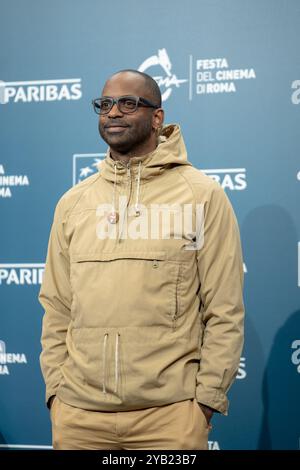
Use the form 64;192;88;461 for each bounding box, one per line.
110;152;131;166
110;137;158;166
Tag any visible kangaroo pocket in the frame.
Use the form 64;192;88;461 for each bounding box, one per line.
70;251;181;329
59;324;200;408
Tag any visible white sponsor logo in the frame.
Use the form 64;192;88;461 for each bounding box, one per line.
291;80;300;104
73;153;105;185
139;51;256;101
291;340;300;373
0;263;45;285
0;164;30;198
203;168;247;191
0;78;82;104
0;340;27;375
208;441;220;450
237;357;247;379
139;48;188;102
195;58;256;95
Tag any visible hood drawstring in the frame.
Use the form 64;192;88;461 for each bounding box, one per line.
114;333;120;393
134;161;142;217
102;333;120;395
107;164;119;224
107;161;142;225
102;333;109;394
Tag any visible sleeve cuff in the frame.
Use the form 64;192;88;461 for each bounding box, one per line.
196;386;229;415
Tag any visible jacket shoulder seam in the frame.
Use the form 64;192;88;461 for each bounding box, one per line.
175;166;219;203
61;173;102;222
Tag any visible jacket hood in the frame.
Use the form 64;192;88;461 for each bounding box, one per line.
99;123;192;183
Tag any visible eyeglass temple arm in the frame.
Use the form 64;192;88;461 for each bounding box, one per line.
139;98;160;109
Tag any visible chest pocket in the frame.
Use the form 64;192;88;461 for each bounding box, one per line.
70;251;181;329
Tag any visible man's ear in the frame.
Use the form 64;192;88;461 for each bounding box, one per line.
152;108;164;131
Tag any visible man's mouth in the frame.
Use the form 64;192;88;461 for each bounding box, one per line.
105;124;129;133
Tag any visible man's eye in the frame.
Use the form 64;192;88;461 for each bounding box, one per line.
100;100;111;110
121;99;136;109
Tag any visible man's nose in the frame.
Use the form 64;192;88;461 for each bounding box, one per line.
107;102;123;117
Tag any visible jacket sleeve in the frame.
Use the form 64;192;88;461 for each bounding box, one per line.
195;183;245;415
38;197;72;407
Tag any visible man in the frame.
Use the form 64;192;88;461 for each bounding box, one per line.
39;69;244;450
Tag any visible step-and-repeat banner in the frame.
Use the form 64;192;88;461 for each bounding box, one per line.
0;0;299;450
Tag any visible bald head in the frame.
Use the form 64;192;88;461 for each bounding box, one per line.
102;69;162;108
98;69;164;160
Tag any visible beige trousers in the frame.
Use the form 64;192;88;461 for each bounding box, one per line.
50;396;212;450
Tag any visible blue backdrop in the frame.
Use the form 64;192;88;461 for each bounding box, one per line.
0;0;299;450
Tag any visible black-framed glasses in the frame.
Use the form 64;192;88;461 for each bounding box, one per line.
92;95;160;115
